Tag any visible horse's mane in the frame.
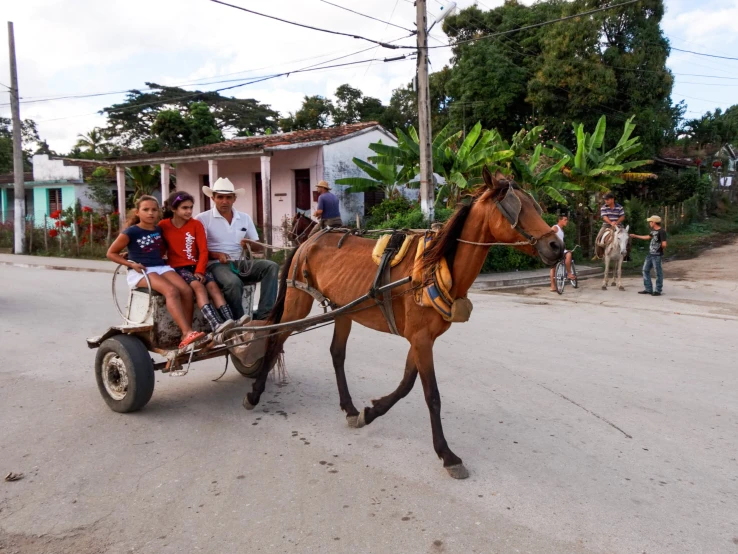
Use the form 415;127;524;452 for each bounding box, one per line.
419;189;489;274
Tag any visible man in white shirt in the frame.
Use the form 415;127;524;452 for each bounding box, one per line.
196;178;279;321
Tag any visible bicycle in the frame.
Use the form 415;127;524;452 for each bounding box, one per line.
554;245;579;295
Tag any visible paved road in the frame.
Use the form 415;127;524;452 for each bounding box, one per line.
1;259;736;554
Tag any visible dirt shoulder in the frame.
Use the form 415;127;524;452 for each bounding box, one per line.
665;236;738;281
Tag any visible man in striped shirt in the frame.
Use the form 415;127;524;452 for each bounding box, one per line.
595;193;627;259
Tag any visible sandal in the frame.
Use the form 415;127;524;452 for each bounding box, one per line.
179;331;206;349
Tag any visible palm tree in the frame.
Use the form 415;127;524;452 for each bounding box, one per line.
75;128;109;156
126;166;161;205
511;143;581;206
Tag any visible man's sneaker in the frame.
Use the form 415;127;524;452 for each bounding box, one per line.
216;319;236;334
235;314;251;326
651;291;662;296
638;290;652;295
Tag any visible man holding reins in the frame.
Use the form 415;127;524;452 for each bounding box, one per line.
195;177;279;321
595;192;630;260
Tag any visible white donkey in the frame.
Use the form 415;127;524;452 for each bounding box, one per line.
601;225;630;291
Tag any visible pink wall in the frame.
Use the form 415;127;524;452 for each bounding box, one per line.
173;147;323;246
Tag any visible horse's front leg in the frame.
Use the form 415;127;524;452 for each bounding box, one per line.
354;347;418;428
329;318;361;424
413;336;467;479
617;257;625;291
602;257;610;290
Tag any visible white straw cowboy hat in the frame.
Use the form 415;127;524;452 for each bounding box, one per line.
646;215;662;223
203;177;245;198
316;180;332;190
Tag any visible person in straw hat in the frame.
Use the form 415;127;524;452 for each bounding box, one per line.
195;177;279;320
308;180;343;237
630;215;667;296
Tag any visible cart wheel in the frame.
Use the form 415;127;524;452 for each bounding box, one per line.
95;335;155;413
570;261;579;288
230;353;263;378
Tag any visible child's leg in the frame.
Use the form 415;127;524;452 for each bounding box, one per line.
550;267;556;290
206;277;235;321
163;270;194;322
146;273;193;336
190;280;209;309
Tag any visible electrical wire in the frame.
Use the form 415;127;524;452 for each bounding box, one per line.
316;0;415;33
209;0;404;49
671;47;738;62
30;55;412;123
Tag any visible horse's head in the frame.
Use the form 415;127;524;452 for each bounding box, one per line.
482;167;563;266
615;225;630;257
287;212;314;245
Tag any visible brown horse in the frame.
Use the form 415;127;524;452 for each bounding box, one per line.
287;212;316;245
245;168;563;479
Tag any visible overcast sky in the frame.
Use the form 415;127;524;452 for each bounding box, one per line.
0;0;734;153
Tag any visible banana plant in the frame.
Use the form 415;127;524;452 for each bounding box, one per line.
549;115;654;192
511;143;581;206
334;154;411;200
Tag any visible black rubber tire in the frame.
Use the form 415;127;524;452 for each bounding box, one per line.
95;335;155;413
570;261;579;288
555;262;566;294
230;353;263;378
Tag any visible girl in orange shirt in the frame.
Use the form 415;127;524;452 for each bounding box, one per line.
160;191;235;335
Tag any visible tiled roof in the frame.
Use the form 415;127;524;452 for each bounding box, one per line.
60;158;115;181
110;122;387;163
0;172;33;185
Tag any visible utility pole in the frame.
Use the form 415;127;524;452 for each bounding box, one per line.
7;22;25;254
416;0;434;222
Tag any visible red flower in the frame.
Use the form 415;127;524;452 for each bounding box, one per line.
55;220;62;227
112;210;119;215
713;160;722;168
82;206;93;213
50;209;62;219
77;218;84;226
49;229;58;238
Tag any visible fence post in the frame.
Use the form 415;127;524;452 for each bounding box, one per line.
28;217;33;253
58;223;63;254
43;215;48;251
664;206;668;232
90;213;94;253
72;215;80;255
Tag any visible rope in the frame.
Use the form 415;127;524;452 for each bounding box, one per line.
457;238;531;247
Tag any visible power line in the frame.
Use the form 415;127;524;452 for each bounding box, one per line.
0;82;10;90
316;0;415;33
671;47;738;62
30;55;413;124
209;0;405;50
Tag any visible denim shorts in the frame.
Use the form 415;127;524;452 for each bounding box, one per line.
173;265;216;285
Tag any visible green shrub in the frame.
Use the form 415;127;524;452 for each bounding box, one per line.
365;197;414;228
683;194;700;226
625;197;648;235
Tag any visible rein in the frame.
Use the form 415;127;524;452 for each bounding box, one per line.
456;186;555;247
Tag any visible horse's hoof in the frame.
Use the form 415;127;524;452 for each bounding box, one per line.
346;414;360;428
446;464;470;479
601;285;607;290
619;286;625;291
243;396;255;410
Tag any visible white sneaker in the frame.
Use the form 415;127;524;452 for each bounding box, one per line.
216;319;236;334
236;314;251;326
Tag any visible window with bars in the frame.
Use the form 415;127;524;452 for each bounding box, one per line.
294;169;311;213
364;190;385;212
48;188;62;214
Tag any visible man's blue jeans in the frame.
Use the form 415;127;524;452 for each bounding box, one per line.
642;254;663;293
210;260;279;320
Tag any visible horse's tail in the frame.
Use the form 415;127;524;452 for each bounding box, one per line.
257;246;300;381
267;246;298;326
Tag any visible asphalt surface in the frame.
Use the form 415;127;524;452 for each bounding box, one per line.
0;255;736;554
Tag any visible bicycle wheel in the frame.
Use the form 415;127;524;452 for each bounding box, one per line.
570;261;579;288
555;262;566;294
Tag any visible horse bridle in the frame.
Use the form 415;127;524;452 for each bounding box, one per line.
289;212;313;243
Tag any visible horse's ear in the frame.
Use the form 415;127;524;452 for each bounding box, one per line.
482;166;494;188
625;225;630;233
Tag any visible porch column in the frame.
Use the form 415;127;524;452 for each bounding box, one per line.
160;163;170;201
260;155;272;248
0;187;6;223
116;166;127;229
208;160;218;187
